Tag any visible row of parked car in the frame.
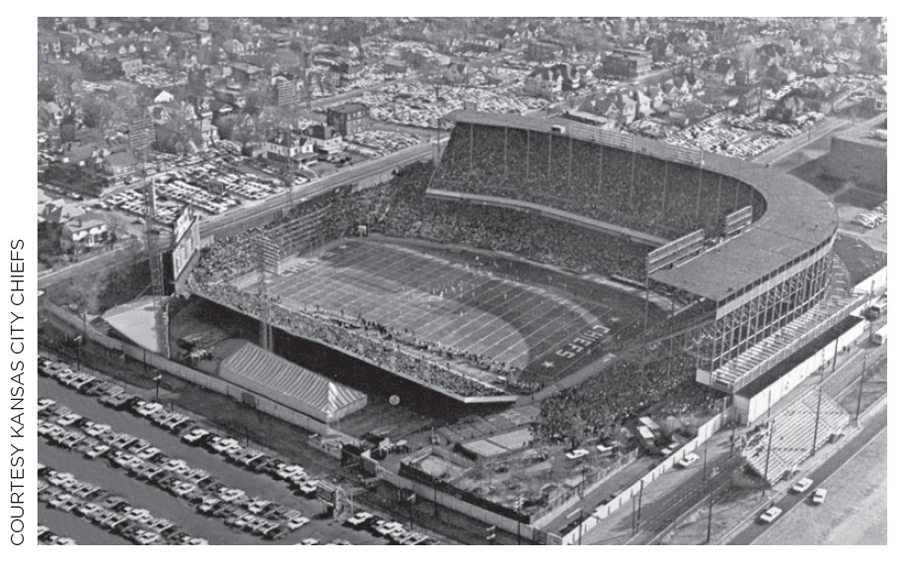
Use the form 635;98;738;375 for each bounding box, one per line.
39;464;209;545
39;392;318;543
37;526;76;545
343;511;432;545
38;353;365;544
853;202;887;230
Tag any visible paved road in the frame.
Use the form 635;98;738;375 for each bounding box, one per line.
629;454;744;544
728;405;887;545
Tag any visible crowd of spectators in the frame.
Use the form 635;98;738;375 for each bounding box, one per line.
432;123;765;240
536;351;722;445
187;281;507;398
190;159;660;398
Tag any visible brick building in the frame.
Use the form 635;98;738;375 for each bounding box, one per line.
326;102;370;136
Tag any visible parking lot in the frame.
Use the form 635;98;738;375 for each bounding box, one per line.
38;355;421;545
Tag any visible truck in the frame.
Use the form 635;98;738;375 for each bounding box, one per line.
871;325;887;346
865;301;887;320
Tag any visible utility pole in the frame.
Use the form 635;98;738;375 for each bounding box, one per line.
730;420;738;457
703;440;709;481
705;490;715;544
855;354;868;424
763;420;776;484
637;479;645;524
811;386;823;456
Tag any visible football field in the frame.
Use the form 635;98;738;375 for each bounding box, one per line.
233;238;648;385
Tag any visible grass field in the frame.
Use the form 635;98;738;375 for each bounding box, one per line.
756;429;887;545
233;238;648;386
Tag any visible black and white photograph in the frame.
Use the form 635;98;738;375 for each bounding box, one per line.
3;9;893;550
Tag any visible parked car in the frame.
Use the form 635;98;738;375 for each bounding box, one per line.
677;453;700;468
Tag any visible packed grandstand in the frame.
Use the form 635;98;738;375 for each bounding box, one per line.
189;110;840;417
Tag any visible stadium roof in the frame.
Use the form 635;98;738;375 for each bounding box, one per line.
446;110;838;302
219;342;366;422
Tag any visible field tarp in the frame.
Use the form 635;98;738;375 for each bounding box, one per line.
219;342;367;423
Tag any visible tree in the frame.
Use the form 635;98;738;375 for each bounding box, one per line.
81;94;114;130
38;79;56;103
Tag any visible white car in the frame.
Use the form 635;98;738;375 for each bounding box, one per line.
759;506;783;523
792;478;814;494
286;515;310;530
677;453;700;468
812;488;828;504
565;449;589;460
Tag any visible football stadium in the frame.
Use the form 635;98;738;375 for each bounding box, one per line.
184;109;849;408
129;108;872;539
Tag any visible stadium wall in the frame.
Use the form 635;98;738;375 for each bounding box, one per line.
375;466;537;541
47;301;344;437
733;316;867;424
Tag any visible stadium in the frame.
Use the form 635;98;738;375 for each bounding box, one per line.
181;109;850;411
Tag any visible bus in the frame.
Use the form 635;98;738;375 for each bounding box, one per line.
872;325;888;346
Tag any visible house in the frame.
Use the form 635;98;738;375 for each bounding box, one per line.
524;66;562;101
304;124;343;155
382;58;407;75
523;64;580;101
626;88;654;119
40;200;85;226
228;61;264;83
153;89;175;104
867;83;887;112
222;38;245;56
274;77;301;106
602;49;652;78
526;39;566;62
58;143;104;167
756;43;787;67
112;56;143;77
735;88;762;116
60;217;112;254
102;150;138;181
326;102;370;137
261;130;316;166
39;101;64;126
443;61;469;85
765;63;795;86
697;57;737;88
580;95;621;122
644;36;674;62
769;95;806;123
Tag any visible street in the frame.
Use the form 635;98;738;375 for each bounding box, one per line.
728;405;887;544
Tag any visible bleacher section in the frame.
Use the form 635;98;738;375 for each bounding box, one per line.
714;286;863;392
742;391;849;485
713;259;862;392
431;121;763;241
